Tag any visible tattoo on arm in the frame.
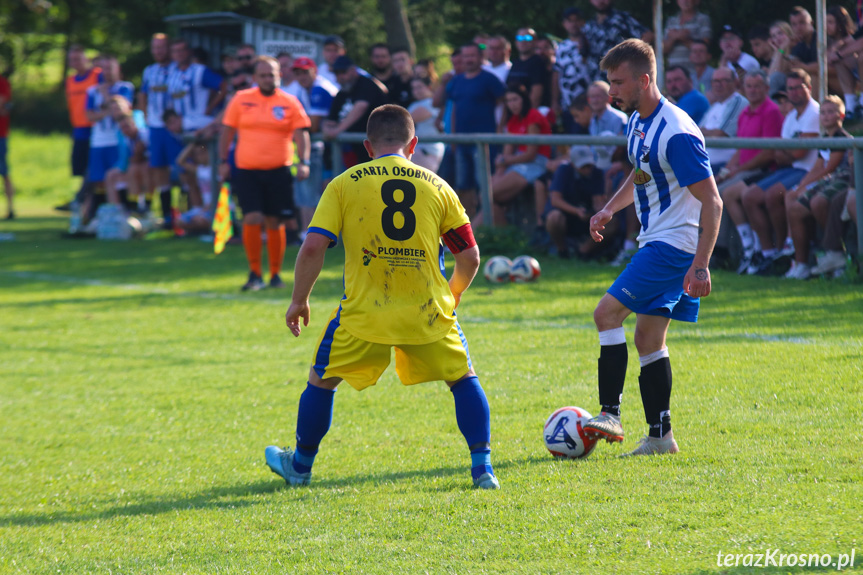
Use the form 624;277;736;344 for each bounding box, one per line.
695;268;708;281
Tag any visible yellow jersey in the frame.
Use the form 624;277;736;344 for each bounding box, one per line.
308;154;470;345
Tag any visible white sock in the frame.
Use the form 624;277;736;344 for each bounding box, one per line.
598;327;626;346
639;347;669;367
736;224;754;250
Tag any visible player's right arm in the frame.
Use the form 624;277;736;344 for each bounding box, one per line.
286;232;331;337
590;168;635;242
443;223;479;309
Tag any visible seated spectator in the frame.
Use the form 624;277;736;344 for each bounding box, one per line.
666;64;709;124
663;0;712;73
718;25;760;78
772;89;794;116
699;67;747;173
810;188;856;276
715;71;785;273
741;68;819;275
748;25;787;96
826;6;860;119
788;7;820;95
545;147;606;259
586;81;627;172
408;77;445;173
414;58;438;86
689;39;715;100
491;83;551;226
175;140;214;234
767;20;796;93
784;95;851;279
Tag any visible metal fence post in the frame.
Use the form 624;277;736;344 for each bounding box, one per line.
476;143;494;227
855;148;863;264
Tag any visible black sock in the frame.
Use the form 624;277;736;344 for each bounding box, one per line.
638;357;672;438
160;187;172;220
598;343;627;416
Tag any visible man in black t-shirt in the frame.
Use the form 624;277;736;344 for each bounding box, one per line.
324;56;388;167
506;27;549;109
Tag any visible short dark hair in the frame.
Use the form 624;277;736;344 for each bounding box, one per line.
569;93;589;111
789;6;812;21
505;84;532;117
369;43;390;56
600;38;656;83
748;25;770;42
787;68;811;88
162;109;180;123
666;64;691;79
366;104;415;147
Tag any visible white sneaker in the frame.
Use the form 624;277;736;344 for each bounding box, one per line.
784;262;811;280
621;431;679;457
811;251;846;275
779;239;795;258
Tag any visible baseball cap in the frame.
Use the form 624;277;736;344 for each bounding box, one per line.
563;7;582;19
323;35;345;48
292;57;317;71
332;55;354;72
570;146;596;169
721;25;742;39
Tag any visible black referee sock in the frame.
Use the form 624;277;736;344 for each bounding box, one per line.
638;357;673;438
598;343;627;417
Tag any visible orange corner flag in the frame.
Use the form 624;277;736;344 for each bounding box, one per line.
212;183;233;254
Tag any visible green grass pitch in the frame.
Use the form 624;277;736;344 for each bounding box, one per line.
0;132;861;573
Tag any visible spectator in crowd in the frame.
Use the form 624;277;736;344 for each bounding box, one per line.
408;77;445;173
139;33;175;218
741;68;819;275
278;52;302;98
291;56;338;236
535;35;557;111
552;7;592;131
388;49;415;108
105;98;149;212
665;64;709;124
219;47;239;79
414;58;438;86
767;20;797;88
748;25;786;97
446;43;506;219
545;146;606;259
318;35;346;86
220;56;311;291
491;83;551;226
482;35;512;85
718;25;760;78
432;48;464;184
826;6;861;119
586;80;627;173
772;89;794;116
788;7;820;93
715;70;784;273
784;95;851;279
810;187;856;276
175;140;213;234
368;43;395;88
474;32;491;65
689;39;714;100
583;0;650;81
663;0;712;73
0;72;14;220
699;67;747;173
84;56;134;221
324;56;388;168
235;44;256;74
507;27;548;110
63;45;102;212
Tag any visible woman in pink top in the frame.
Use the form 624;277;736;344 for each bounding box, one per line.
491;83;551;226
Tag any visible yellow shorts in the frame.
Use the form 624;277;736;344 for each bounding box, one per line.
311;306;472;391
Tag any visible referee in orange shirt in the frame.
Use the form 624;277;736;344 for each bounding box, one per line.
220;56;312;291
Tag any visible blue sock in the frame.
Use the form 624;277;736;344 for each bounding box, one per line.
450;376;494;480
292;383;335;473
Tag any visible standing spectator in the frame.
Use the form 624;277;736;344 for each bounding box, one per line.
718;25;760;77
663;0;712;73
507;28;548;110
278;52;302;99
291;57;338;236
784;95;851;279
433;48;464;185
388;49;415;108
699;67;747;173
368;43;395;88
826;6;861;119
63;45;102;212
220;56;311;291
535;36;557;111
318;36;346;87
139;33;175;217
552;7;592;129
324;56;388;168
583;0;649;82
235;44;256;74
446;43;506;219
689;39;714;100
742;69;819;275
491;83;551;226
408;77;445;172
665;65;709;124
482;35;512;85
0;73;14;219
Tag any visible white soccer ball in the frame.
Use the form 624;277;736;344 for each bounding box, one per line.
483;256;512;283
510;255;541;283
543;406;598;459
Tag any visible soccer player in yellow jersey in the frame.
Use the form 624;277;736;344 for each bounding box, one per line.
265;104;499;489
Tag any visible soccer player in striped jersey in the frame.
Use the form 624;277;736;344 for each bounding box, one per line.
264;104;499;489
583;39;723;456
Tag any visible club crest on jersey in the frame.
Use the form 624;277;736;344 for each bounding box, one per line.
545;416;578;450
640;147;651;163
633;167;652;186
272;106;285;120
362;247;377;266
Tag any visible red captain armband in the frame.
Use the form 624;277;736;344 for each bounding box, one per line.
442;223;476;254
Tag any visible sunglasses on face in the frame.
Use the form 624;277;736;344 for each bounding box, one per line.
516;34;533;41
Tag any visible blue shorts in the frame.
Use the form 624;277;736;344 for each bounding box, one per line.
608;241;700;323
149;127;182;168
755;167;807;192
506;155;548;184
88;146;119;183
0;137;7;177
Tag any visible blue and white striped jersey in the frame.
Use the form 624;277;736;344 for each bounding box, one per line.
626;97;712;254
167;63;222;131
141;62;175;128
86;81;135;148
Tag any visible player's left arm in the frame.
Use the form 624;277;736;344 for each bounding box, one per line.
684;176;723;298
285;232;331;337
293;127;311;182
